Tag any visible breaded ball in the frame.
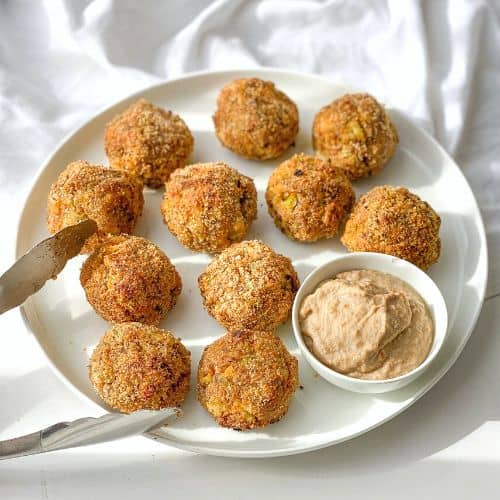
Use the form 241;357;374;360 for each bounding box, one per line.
198;240;299;332
213;78;299;160
341;186;441;270
198;330;298;430
47;161;144;254
313;93;398;180
104;98;194;188
80;235;182;325
89;322;190;413
161;162;257;253
266;153;355;242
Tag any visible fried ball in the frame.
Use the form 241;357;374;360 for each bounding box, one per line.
313;93;398;180
213;78;299;160
161;162;257;253
47;161;144;253
266;153;355;242
89;322;190;413
198;330;298;430
104;98;194;188
341;186;441;270
198;240;299;332
80;235;182;325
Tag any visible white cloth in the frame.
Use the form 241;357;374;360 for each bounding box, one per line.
1;1;500;498
1;0;499;295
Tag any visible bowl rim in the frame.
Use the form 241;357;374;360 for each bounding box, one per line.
291;251;449;387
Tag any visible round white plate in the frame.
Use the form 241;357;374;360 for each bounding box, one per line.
17;69;488;458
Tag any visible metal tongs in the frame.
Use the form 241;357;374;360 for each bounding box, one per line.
0;220;180;460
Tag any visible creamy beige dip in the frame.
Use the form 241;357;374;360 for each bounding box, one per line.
299;269;434;380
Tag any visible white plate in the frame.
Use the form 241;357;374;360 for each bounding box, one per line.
16;69;488;458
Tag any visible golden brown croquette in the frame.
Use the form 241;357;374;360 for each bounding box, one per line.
266;153;355;242
46;161;144;254
89;322;190;413
197;330;298;430
213;78;299;160
313;93;398;180
161;162;257;253
198;240;299;332
104;98;194;188
80;235;182;325
341;186;441;270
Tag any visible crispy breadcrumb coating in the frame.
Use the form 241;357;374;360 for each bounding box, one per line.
197;330;298;430
313;93;398;180
341;186;441;270
161;162;257;253
266;153;355;242
213;78;299;160
89;322;190;413
80;235;182;325
198;240;299;332
104;98;194;188
46;160;144;254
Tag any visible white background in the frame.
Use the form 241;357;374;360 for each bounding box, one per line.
0;0;499;498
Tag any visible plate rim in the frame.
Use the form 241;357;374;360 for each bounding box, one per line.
16;68;489;458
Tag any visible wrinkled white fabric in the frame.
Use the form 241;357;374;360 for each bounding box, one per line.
0;0;498;296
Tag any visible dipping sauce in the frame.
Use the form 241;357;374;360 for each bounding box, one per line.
299;269;434;380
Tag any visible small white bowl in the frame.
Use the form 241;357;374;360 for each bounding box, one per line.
292;252;448;393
